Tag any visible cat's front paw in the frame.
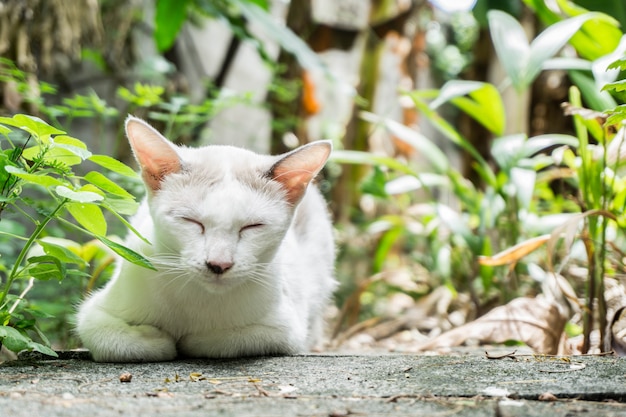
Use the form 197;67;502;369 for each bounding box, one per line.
87;324;177;363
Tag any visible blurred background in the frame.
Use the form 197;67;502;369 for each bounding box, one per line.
1;0;626;358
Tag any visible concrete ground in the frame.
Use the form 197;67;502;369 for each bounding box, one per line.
1;351;625;416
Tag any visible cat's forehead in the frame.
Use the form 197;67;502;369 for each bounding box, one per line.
179;145;274;180
158;144;283;201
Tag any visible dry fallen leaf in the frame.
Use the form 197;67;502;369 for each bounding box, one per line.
414;297;566;354
478;235;551;266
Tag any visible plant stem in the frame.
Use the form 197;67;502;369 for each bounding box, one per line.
0;199;67;308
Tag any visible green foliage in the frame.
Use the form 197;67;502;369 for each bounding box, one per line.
0;115;153;356
488;10;614;93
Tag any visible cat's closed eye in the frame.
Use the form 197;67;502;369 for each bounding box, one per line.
182;217;205;234
240;223;264;233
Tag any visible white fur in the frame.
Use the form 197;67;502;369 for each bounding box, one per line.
76;120;336;362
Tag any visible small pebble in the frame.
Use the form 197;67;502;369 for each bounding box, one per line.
119;373;133;383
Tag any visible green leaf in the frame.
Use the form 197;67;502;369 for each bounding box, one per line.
488;10;530;91
330;150;418;176
450;83;505;135
95;235;156;270
489;10;605;92
360;111;449;173
607;57;626;71
602;80;626;93
0;114;65;141
38;240;88;267
102;196;140;216
0;325;57;357
4;166;66;188
568;70;617;112
26;255;66;281
66;202;107;236
88;155;138;178
0;124;11;135
154;0;191;52
84;171;135;199
55;185;104;203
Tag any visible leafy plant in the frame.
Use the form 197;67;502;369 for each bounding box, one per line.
0;114;152;356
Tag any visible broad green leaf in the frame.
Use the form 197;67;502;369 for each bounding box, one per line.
591;34;626;89
26;255;65;281
102;196;141;216
51;135;92;160
488;10;530;91
154;0;191;52
38;240;88;267
384;174;449;195
330;150;418;176
0;114;65;141
491;134;527;171
88;155;138;178
602;80;626;93
4;165;65;188
360;111;449;173
528;13;603;86
0;325;57;357
95;235;156;270
55;185;104;203
0;124;11;135
569;70;617;112
489;10;606;92
84;171;135;199
450;85;505;135
522;134;580;157
66;202;107;236
608;57;626;71
430;80;506;135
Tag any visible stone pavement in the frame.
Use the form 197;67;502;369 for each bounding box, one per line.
1;351;626;416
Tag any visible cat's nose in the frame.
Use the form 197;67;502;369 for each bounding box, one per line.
206;261;233;275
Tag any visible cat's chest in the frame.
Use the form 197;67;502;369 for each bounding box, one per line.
150;279;283;335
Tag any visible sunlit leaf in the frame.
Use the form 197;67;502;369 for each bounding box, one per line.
84;171;135;199
88;155;138;178
0;114;65;141
4;166;65;188
55;186;103;203
430;80;505;135
66;202;107;236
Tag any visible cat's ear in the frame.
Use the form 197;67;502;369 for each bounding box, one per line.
125;116;181;192
268;140;332;205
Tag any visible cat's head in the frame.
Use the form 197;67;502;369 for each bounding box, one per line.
125;116;332;292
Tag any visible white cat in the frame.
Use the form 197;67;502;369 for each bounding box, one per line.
76;116;336;362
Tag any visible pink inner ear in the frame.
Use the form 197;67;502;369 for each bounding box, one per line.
270;142;331;205
126;117;181;191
